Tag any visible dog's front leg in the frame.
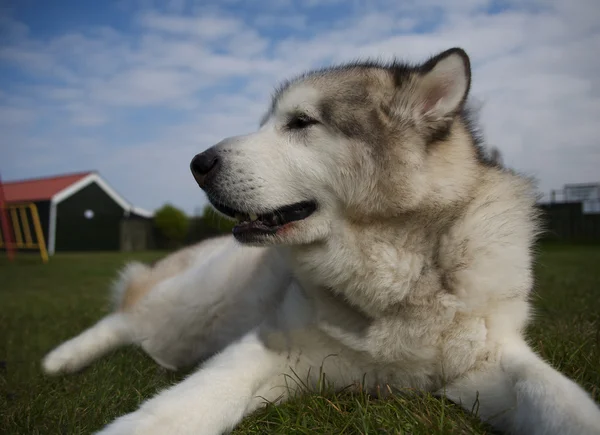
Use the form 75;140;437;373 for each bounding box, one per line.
441;339;600;435
95;329;289;435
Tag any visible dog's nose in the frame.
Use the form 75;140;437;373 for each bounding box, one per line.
190;149;220;188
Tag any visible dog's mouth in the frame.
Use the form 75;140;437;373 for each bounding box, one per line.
210;200;317;240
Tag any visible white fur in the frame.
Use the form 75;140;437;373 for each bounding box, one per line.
43;237;290;374
43;49;600;435
42;313;132;374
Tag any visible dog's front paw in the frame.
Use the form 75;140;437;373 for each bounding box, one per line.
42;343;83;375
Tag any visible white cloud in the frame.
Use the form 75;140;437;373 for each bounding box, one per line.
91;67;203;106
0;106;36;126
67;105;108;127
0;0;599;213
138;12;243;40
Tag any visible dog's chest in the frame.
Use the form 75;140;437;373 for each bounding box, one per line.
292;234;436;316
285;278;463;391
287;234;482;385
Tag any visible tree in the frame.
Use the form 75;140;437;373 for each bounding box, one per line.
186;205;236;244
153;203;189;249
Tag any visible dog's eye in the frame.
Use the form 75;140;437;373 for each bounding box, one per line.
286;114;319;130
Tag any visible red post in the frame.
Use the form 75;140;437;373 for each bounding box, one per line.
0;172;15;261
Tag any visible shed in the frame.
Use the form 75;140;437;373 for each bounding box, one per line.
2;171;154;254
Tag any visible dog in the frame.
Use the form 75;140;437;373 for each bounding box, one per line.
42;47;600;434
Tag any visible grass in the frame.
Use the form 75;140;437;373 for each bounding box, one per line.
1;245;599;434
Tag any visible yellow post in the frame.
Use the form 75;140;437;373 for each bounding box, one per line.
29;204;49;263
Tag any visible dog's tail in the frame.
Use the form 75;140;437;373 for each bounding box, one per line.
42;262;151;375
110;261;153;311
443;339;600;435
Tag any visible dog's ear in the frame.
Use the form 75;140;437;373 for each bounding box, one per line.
413;48;471;121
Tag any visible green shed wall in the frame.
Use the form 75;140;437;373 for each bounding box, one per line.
34;200;50;249
55;182;125;251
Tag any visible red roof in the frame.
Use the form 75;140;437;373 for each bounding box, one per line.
1;172;94;203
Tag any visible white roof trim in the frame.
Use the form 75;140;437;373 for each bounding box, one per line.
131;206;154;218
51;173;132;212
48;202;57;256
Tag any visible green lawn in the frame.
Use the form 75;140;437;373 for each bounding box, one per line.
1;245;599;434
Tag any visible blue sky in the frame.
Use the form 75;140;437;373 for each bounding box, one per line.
1;0;599;214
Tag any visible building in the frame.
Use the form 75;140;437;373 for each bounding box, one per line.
563;183;600;202
2;171;154;254
550;182;600;214
564;183;600;214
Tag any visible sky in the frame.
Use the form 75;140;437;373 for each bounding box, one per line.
1;0;599;215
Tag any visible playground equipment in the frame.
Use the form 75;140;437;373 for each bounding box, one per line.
0;174;49;263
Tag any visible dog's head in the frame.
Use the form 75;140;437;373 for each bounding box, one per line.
192;48;486;246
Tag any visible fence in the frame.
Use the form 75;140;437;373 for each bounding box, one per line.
538;202;600;243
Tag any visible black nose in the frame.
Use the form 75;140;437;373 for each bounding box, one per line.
190;149;220;188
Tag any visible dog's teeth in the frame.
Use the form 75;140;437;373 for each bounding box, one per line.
249;213;258;222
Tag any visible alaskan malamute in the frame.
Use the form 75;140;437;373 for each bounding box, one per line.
43;47;600;435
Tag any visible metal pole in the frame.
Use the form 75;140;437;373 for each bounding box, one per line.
0;172;15;261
